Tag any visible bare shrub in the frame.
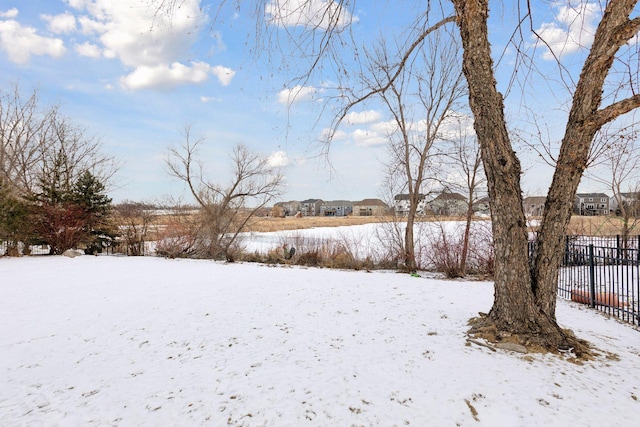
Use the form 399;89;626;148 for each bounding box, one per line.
295;249;322;266
156;235;197;259
425;224;465;278
6;244;20;257
114;201;156;256
263;248;287;264
274;230;397;270
155;215;199;259
327;245;356;269
466;221;494;277
375;220;406;269
414;220;495;278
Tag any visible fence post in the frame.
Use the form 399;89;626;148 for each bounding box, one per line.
588;244;596;309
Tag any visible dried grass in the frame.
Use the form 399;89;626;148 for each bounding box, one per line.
566;215;636;236
241;215;388;232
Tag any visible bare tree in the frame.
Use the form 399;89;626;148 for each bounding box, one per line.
443;113;486;276
41;117;117;194
363;28;466;272
586;124;640;242
166;126;283;261
0;85;117;198
0;85;56;196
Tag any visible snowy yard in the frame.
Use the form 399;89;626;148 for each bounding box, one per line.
1;255;639;426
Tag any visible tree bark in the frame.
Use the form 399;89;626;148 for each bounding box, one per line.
404;201;417;272
452;0;561;339
533;0;640;320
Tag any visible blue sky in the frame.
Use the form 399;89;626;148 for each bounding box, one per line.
0;1;635;204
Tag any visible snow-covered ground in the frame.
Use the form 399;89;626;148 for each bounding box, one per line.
1;255;639;426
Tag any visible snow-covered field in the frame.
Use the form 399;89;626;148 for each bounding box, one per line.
1;255;639;426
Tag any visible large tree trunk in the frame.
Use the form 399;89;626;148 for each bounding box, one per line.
452;0;565;344
453;0;639;353
533;0;640;320
532;124;597;321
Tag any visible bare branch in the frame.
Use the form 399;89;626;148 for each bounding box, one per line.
327;15;457;141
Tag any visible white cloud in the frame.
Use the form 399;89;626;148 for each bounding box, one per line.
58;0;235;90
323;117;392;147
534;2;600;60
325;110;474;149
321;128;348;140
437;111;475;140
65;0;91;9
120;61;224;90
200;96;222;103
77;16;107;34
370;119;398;136
211;65;236;86
75;41;101;58
208;30;227;55
73;0;207;68
351;128;386;147
268;150;290;167
0;8;18;19
41;12;77;34
103;48;116;59
0;19;66;64
265;0;358;30
344;110;382;125
277;85;317;104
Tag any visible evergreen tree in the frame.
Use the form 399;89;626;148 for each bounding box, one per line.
72;170;112;226
71;171;115;253
0;182;30;256
30;167;114;255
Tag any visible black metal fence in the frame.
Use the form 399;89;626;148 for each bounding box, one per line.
557;235;640;326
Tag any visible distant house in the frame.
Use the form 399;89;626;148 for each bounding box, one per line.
300;199;323;216
523;196;546;217
611;192;640;215
393;193;427;217
574;193;610;216
353;199;388;216
274;201;302;217
428;191;467;216
472;196;491;216
320;200;353;217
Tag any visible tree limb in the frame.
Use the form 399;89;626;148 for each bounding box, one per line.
328;15;457;139
593;94;640;128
